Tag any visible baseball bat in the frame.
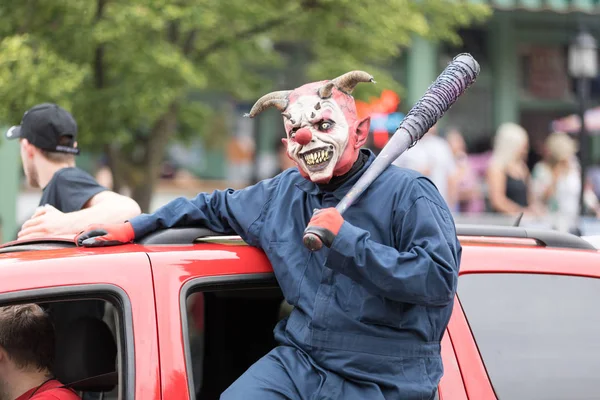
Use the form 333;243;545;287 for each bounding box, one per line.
303;53;480;251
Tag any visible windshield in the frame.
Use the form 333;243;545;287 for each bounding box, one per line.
458;273;600;400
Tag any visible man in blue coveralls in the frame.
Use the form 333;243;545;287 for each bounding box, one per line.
75;71;461;400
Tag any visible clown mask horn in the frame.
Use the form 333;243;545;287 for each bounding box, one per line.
245;70;374;118
318;71;375;98
244;90;292;118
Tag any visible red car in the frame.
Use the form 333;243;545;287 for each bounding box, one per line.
1;225;599;400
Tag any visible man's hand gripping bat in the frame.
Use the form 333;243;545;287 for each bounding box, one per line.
302;53;481;251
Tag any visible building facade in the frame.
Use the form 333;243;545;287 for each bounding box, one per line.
405;6;600;160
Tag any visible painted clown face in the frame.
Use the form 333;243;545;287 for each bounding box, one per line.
246;71;374;183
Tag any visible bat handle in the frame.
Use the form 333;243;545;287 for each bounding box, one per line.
302;229;323;252
302;225;336;252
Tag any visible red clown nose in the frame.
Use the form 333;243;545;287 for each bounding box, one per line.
295;128;312;145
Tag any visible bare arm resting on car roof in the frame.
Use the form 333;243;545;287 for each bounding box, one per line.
18;191;141;241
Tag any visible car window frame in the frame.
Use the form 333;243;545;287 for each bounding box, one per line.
179;273;279;400
0;284;135;400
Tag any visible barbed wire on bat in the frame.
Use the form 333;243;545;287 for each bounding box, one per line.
400;53;480;149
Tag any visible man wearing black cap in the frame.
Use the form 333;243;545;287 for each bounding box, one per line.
6;103;140;241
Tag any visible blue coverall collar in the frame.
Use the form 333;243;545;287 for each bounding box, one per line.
294;149;375;200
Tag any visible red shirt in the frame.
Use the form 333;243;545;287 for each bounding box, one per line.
15;380;80;400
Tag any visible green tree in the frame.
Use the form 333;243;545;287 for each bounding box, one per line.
0;0;489;211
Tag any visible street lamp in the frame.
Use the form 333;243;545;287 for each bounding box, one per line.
568;30;597;216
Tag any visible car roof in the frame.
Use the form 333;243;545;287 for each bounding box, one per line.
459;242;600;276
1;225;598;276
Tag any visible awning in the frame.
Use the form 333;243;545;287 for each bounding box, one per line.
476;0;600;14
551;106;600;133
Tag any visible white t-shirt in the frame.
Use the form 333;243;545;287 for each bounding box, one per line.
392;135;456;203
532;159;581;231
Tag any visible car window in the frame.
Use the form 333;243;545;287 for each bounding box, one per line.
458;273;600;400
182;279;284;399
0;286;134;400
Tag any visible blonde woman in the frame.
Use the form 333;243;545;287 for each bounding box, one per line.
532;132;581;232
486;123;542;215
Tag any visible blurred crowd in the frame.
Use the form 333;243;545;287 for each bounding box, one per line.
392;123;600;234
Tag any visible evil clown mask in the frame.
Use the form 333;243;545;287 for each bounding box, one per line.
246;71;374;183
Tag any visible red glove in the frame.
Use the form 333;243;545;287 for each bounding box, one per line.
306;208;344;248
75;222;135;247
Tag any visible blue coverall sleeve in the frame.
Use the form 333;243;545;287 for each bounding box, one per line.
324;181;461;307
128;175;280;246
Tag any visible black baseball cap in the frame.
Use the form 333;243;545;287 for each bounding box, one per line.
5;103;80;155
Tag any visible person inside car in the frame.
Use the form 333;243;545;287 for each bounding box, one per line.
5;103;141;242
0;304;80;400
76;72;461;400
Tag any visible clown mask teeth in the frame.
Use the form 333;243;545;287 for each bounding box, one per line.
302;148;333;167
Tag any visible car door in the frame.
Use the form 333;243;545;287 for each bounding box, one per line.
148;242;277;400
449;245;600;400
0;245;161;400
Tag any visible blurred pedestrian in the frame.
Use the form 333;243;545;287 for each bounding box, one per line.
393;124;458;209
95;155;114;190
532;132;581;232
275;136;297;174
486;123;543;216
584;166;600;217
446;128;484;213
6;103;141;241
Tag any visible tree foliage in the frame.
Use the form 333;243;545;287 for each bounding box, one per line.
0;0;490;210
